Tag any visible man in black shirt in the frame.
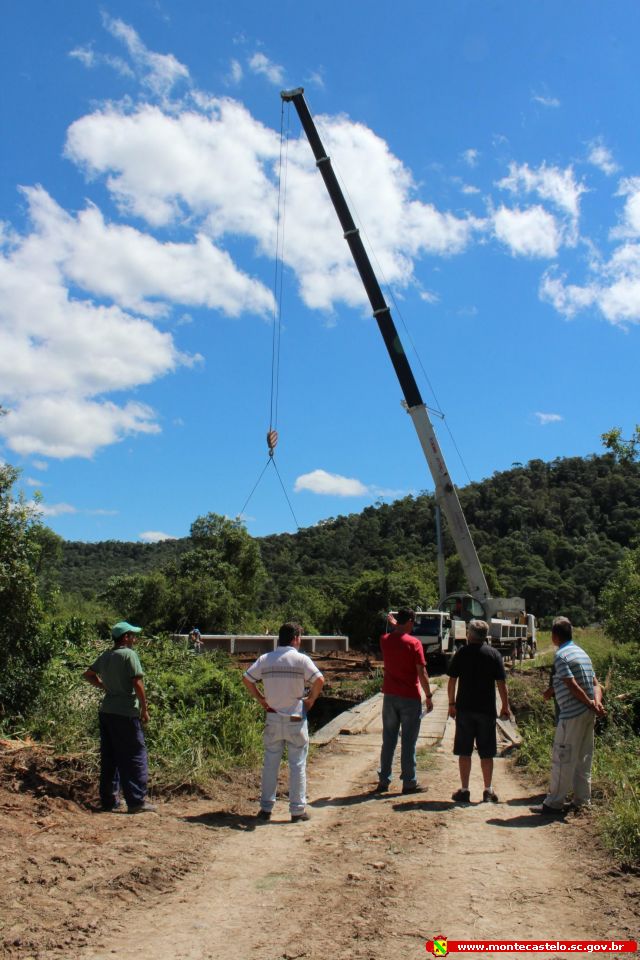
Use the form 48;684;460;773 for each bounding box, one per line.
447;619;510;803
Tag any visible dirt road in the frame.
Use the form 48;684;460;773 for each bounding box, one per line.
2;688;638;960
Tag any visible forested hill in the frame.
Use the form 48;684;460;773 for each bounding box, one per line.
60;454;640;625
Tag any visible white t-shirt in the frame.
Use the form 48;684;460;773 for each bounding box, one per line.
244;646;323;717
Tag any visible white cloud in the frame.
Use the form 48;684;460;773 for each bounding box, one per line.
611;177;640;239
248;52;285;86
31;501;78;517
102;14;189;97
532;94;560;108
1;397;160;459
294;469;369;497
226;59;243;85
461;149;479;168
66;99;481;312
587;139;619;176
535;412;563;425
139;530;177;542
24;477;46;487
461;183;480;195
306;70;325;90
541;244;640;327
493;205;561;258
420;290;440;304
498;161;585;224
32;459;48;471
69;45;134;80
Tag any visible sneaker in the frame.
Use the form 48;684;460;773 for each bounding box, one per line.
291;811;311;823
373;781;390;793
482;788;499;803
401;782;423;795
451;788;471;803
530;803;565;816
127;801;157;814
256;809;272;822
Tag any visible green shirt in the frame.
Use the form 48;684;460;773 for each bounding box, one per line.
90;647;145;717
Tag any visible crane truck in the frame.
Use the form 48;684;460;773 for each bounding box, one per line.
281;87;536;661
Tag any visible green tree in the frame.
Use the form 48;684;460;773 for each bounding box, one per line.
0;464;57;718
602;425;640;464
601;546;640;646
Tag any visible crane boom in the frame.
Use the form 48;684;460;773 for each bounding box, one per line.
281;87;491;603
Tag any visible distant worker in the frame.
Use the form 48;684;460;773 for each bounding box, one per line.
376;609;434;795
242;622;324;823
82;622;156;814
189;627;203;653
532;617;604;816
447;618;510;803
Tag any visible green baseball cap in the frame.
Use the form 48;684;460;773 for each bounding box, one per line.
111;621;142;640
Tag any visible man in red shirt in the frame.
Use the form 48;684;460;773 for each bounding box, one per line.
376;608;434;794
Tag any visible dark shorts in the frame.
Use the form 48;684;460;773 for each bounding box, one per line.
453;710;497;759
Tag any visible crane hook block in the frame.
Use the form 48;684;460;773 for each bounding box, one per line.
267;430;279;456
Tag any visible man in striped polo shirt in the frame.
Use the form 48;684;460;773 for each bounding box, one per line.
243;622;324;823
532;617;604;815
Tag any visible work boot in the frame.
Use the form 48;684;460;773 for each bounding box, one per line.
291;811;310;823
127;801;158;814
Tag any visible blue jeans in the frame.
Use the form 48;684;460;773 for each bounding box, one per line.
260;714;309;815
379;694;422;786
99;712;148;809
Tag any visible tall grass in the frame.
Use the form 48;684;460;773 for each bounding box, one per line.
510;629;640;867
9;625;264;792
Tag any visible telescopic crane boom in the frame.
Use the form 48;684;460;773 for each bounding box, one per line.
280;87;491;604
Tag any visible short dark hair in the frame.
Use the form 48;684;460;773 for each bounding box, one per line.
278;621;302;646
551;616;572;643
467;618;489;642
396;608;415;626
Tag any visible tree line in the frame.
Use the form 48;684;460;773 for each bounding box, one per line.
46;452;640;645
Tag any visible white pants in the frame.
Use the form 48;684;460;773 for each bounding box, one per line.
545;710;595;809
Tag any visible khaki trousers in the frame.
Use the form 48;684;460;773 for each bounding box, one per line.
545;710;595;809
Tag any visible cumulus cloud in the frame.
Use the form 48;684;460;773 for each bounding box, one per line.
611;178;640;239
248;52;285;86
587;139;619;176
540;244;640;327
493;205;561;258
24;477;46;487
498;161;585;228
535;412;563;425
66;99;482;312
294;469;370;497
139;530;177;542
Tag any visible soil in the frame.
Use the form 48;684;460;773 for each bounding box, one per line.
1;686;638;960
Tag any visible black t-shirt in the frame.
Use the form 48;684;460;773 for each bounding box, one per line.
447;642;506;717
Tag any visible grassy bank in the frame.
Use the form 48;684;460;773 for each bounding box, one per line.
509;629;640;868
3;624;264;795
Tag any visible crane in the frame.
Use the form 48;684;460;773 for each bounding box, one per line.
280;87;534;658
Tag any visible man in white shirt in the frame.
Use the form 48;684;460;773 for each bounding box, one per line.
243;622;324;822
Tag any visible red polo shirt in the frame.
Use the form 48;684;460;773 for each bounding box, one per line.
380;630;426;699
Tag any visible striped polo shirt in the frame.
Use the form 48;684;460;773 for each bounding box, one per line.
244;646;323;717
552;641;595;719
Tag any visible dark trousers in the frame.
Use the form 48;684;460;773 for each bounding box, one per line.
99;713;148;809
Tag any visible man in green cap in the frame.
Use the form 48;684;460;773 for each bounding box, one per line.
83;621;156;813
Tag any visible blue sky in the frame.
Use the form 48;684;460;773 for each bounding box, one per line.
1;0;639;543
